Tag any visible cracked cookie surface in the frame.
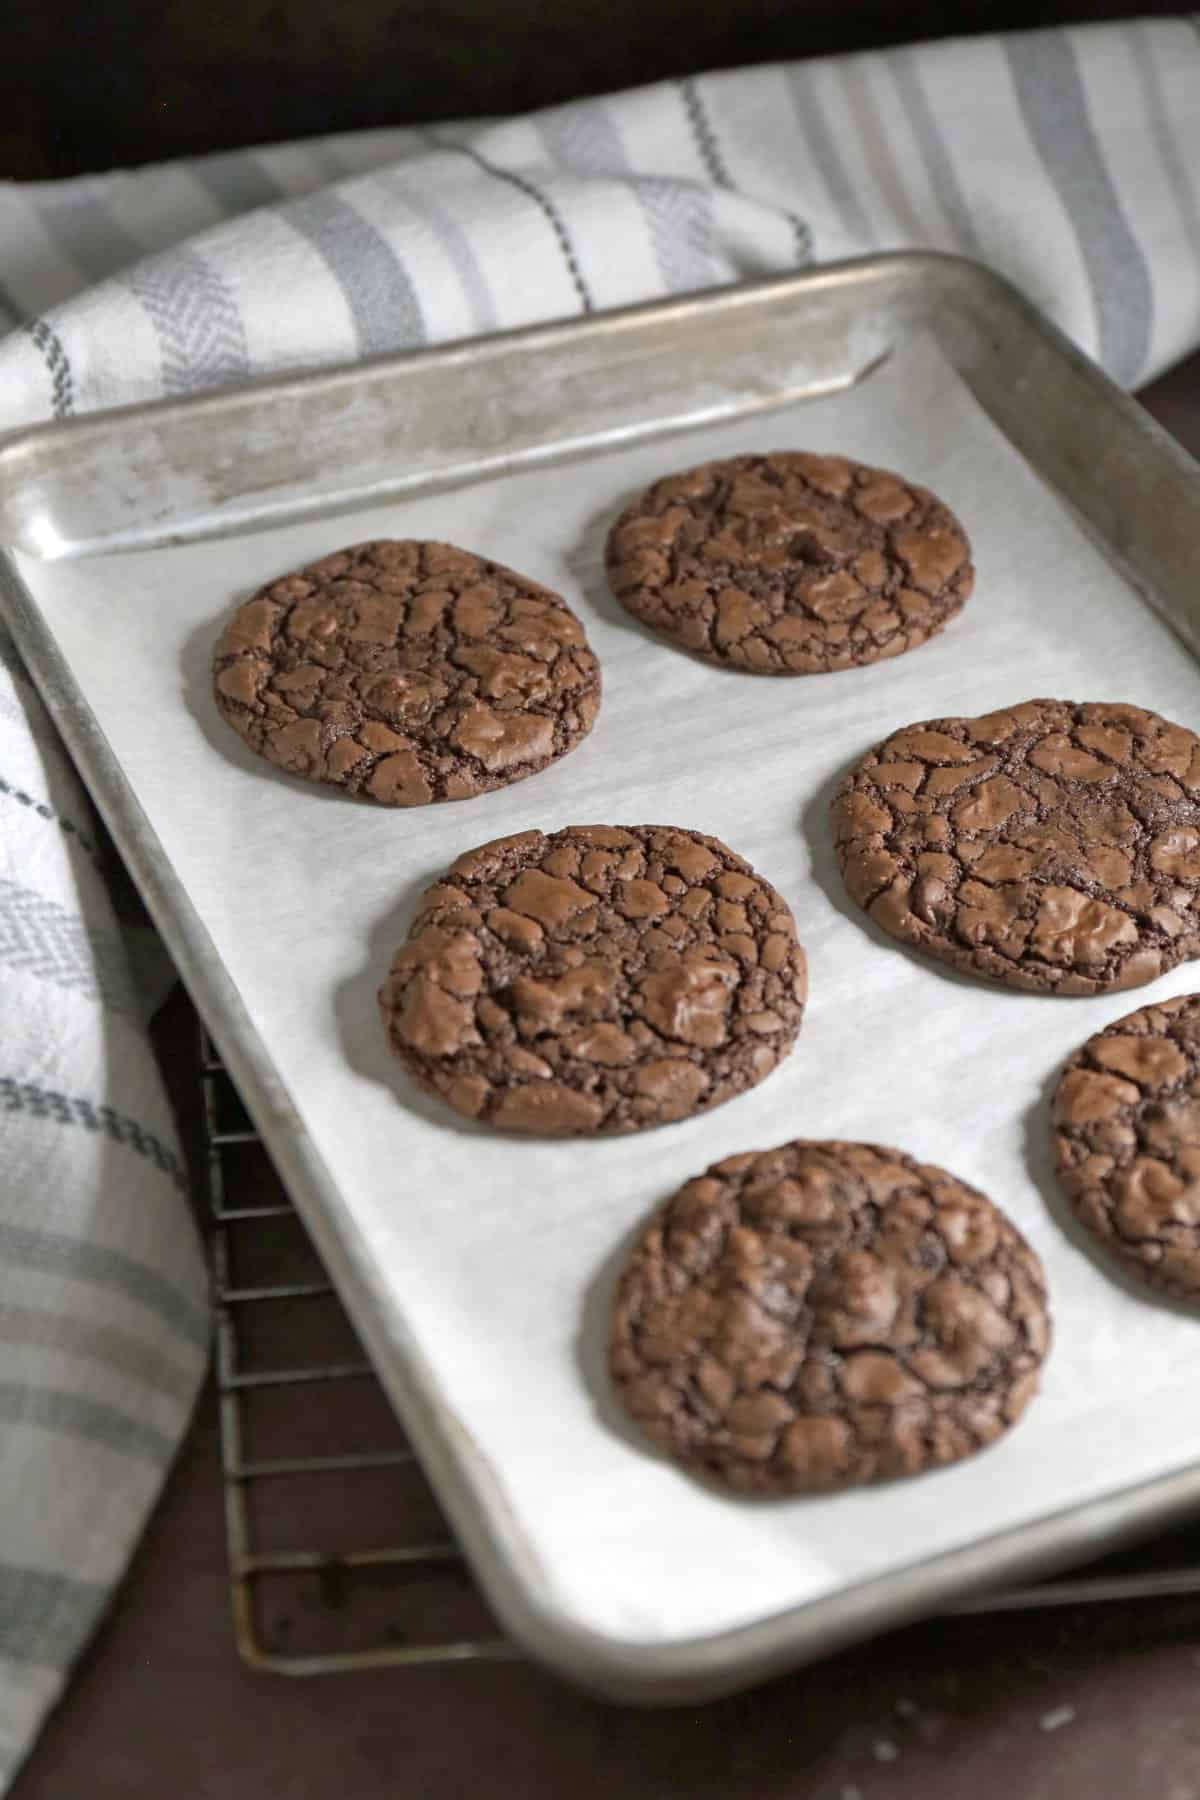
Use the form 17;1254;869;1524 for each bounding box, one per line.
1053;993;1200;1301
378;825;806;1135
833;700;1200;995
213;539;601;805
605;452;972;673
609;1140;1050;1493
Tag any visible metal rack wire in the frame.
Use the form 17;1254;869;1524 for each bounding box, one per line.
199;1020;1200;1676
200;1022;514;1672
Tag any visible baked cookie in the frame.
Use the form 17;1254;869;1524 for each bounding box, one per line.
379;825;806;1134
610;1141;1050;1494
605;452;972;673
1053;993;1200;1301
833;700;1200;995
212;539;601;804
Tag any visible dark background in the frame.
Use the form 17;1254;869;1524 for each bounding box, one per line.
4;0;1182;179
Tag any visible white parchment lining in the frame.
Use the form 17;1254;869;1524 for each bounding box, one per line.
19;336;1200;1647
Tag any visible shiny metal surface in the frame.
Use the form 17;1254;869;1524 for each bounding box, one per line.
4;254;1200;1701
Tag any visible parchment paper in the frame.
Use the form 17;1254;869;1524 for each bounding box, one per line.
21;335;1200;1647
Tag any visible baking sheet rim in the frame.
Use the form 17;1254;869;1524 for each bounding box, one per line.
6;254;1200;1701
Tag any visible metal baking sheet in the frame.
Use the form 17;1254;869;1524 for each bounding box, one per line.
6;255;1200;1703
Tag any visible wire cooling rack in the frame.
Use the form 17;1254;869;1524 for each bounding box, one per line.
199;1021;1200;1676
200;1022;515;1672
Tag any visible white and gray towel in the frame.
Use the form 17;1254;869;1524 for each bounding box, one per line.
0;638;208;1788
2;18;1199;1789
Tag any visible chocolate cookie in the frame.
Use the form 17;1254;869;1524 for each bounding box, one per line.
379;825;807;1135
212;539;601;804
833;700;1200;995
610;1141;1050;1494
1053;993;1200;1301
605;452;972;673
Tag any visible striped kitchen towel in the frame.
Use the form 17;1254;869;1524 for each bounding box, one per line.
2;19;1200;423
1;17;1199;1789
0;634;208;1790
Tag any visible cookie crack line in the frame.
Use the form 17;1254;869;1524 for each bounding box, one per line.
1053;992;1200;1300
609;1140;1051;1495
212;538;602;807
474;857;774;1033
834;699;1200;996
379;825;808;1137
606;450;973;676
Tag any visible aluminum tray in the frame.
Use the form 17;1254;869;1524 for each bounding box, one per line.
6;253;1200;1703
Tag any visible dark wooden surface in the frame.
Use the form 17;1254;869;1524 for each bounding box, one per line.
13;1384;1200;1800
8;353;1200;1800
2;0;1183;178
